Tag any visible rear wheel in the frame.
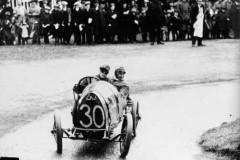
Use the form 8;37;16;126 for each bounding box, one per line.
120;113;133;157
53;109;63;153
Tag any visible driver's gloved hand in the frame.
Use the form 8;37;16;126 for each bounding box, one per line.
127;99;133;107
126;106;132;113
73;84;77;92
73;84;80;94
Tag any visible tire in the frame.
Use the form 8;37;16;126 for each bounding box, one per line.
136;101;140;127
53;109;63;154
131;100;140;137
120;113;133;157
72;101;78;127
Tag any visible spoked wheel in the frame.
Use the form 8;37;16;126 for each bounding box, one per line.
53;109;63;153
131;100;140;137
120;113;133;157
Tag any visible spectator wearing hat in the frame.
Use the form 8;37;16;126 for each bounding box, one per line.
218;6;229;38
9;17;17;45
174;0;183;14
3;10;12;21
99;0;107;43
72;1;85;45
40;0;49;16
1;15;11;45
6;17;17;45
61;1;72;44
28;0;41;44
99;0;106;11
170;10;182;41
83;1;94;44
169;2;175;14
13;0;28;45
179;0;191;40
166;9;173;41
146;0;166;45
52;4;62;44
128;7;140;43
213;0;223;12
221;0;232;38
130;0;139;13
1;16;17;45
211;9;221;38
96;65;111;82
139;0;149;42
106;2;118;43
221;0;232;17
40;6;52;44
118;1;130;43
2;0;13;18
28;0;41;17
203;0;213;39
230;0;240;39
90;0;105;44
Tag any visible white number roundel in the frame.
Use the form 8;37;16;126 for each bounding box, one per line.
79;104;105;128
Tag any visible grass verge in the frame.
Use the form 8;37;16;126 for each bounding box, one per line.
199;118;240;160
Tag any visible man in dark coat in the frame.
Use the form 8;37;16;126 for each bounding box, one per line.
139;0;149;42
28;0;41;44
230;0;240;39
84;1;94;44
99;0;107;43
118;1;130;43
128;7;140;43
72;1;85;45
40;6;52;44
106;2;118;43
2;0;13;17
218;7;229;38
146;0;166;45
91;0;105;44
61;1;72;44
52;5;62;44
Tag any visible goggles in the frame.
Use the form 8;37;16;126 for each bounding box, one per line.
117;71;126;75
100;68;108;75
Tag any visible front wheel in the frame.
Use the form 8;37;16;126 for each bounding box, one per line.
53;109;63;153
120;113;133;157
131;100;140;137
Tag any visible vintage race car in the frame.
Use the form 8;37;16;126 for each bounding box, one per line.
51;76;141;157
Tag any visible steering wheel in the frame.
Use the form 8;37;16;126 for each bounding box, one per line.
73;76;99;94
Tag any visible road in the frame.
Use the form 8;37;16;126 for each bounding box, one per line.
0;82;239;160
0;39;239;159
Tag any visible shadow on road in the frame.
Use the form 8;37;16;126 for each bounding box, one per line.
74;141;122;159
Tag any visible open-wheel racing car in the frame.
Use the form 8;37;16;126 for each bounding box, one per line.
51;76;141;157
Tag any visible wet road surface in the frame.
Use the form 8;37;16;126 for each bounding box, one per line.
0;81;239;160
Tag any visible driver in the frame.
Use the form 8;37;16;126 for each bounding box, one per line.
112;67;133;108
112;67;129;96
95;65;111;82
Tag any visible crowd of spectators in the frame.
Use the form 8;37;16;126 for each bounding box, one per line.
0;0;239;46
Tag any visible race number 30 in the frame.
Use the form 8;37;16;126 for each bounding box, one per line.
79;104;105;128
